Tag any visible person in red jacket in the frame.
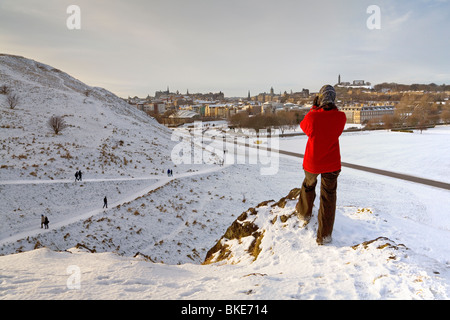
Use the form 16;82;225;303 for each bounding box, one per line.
296;84;346;245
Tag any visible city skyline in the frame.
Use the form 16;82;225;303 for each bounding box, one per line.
1;0;450;98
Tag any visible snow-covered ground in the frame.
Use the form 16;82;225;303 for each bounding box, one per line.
1;54;449;300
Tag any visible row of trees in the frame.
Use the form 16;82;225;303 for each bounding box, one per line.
228;111;306;134
373;82;450;92
335;83;450;108
228;91;450;134
366;93;450;132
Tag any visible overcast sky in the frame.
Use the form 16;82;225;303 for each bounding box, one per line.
1;0;449;97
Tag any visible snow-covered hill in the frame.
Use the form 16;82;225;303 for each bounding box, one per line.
0;53;177;181
1;54;449;300
0;54;300;264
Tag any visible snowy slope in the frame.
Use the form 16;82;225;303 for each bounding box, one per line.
2;126;450;300
1;163;449;300
0;54;303;264
0;53;204;259
1;54;449;300
0;53;178;181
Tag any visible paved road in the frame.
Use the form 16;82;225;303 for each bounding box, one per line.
243;142;450;191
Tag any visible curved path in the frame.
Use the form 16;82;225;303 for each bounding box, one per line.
0;165;229;247
259;145;450;191
2;138;448;248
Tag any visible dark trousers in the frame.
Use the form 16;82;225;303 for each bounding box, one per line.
296;169;340;242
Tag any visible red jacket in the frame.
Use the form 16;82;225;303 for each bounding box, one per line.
300;108;346;174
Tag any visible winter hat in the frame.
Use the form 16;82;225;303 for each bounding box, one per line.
317;85;336;107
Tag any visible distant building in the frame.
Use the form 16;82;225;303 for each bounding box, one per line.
341;104;394;124
205;103;234;118
300;88;309;98
169;110;200;120
155;87;171;99
336;75;372;88
146;101;166;114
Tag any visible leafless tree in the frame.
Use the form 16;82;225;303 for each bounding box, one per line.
48;115;68;134
441;109;450;124
413;104;430;134
0;85;10;95
7;93;19;109
382;114;395;130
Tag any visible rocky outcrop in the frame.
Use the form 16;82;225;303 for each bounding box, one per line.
203;188;409;266
203;188;301;265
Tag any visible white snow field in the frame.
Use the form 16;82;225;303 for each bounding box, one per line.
0;54;449;301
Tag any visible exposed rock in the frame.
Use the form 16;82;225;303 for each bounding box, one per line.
352;236;408;251
203;205;264;265
271;188;300;208
74;243;96;253
203;187;408;266
203;189;300;265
